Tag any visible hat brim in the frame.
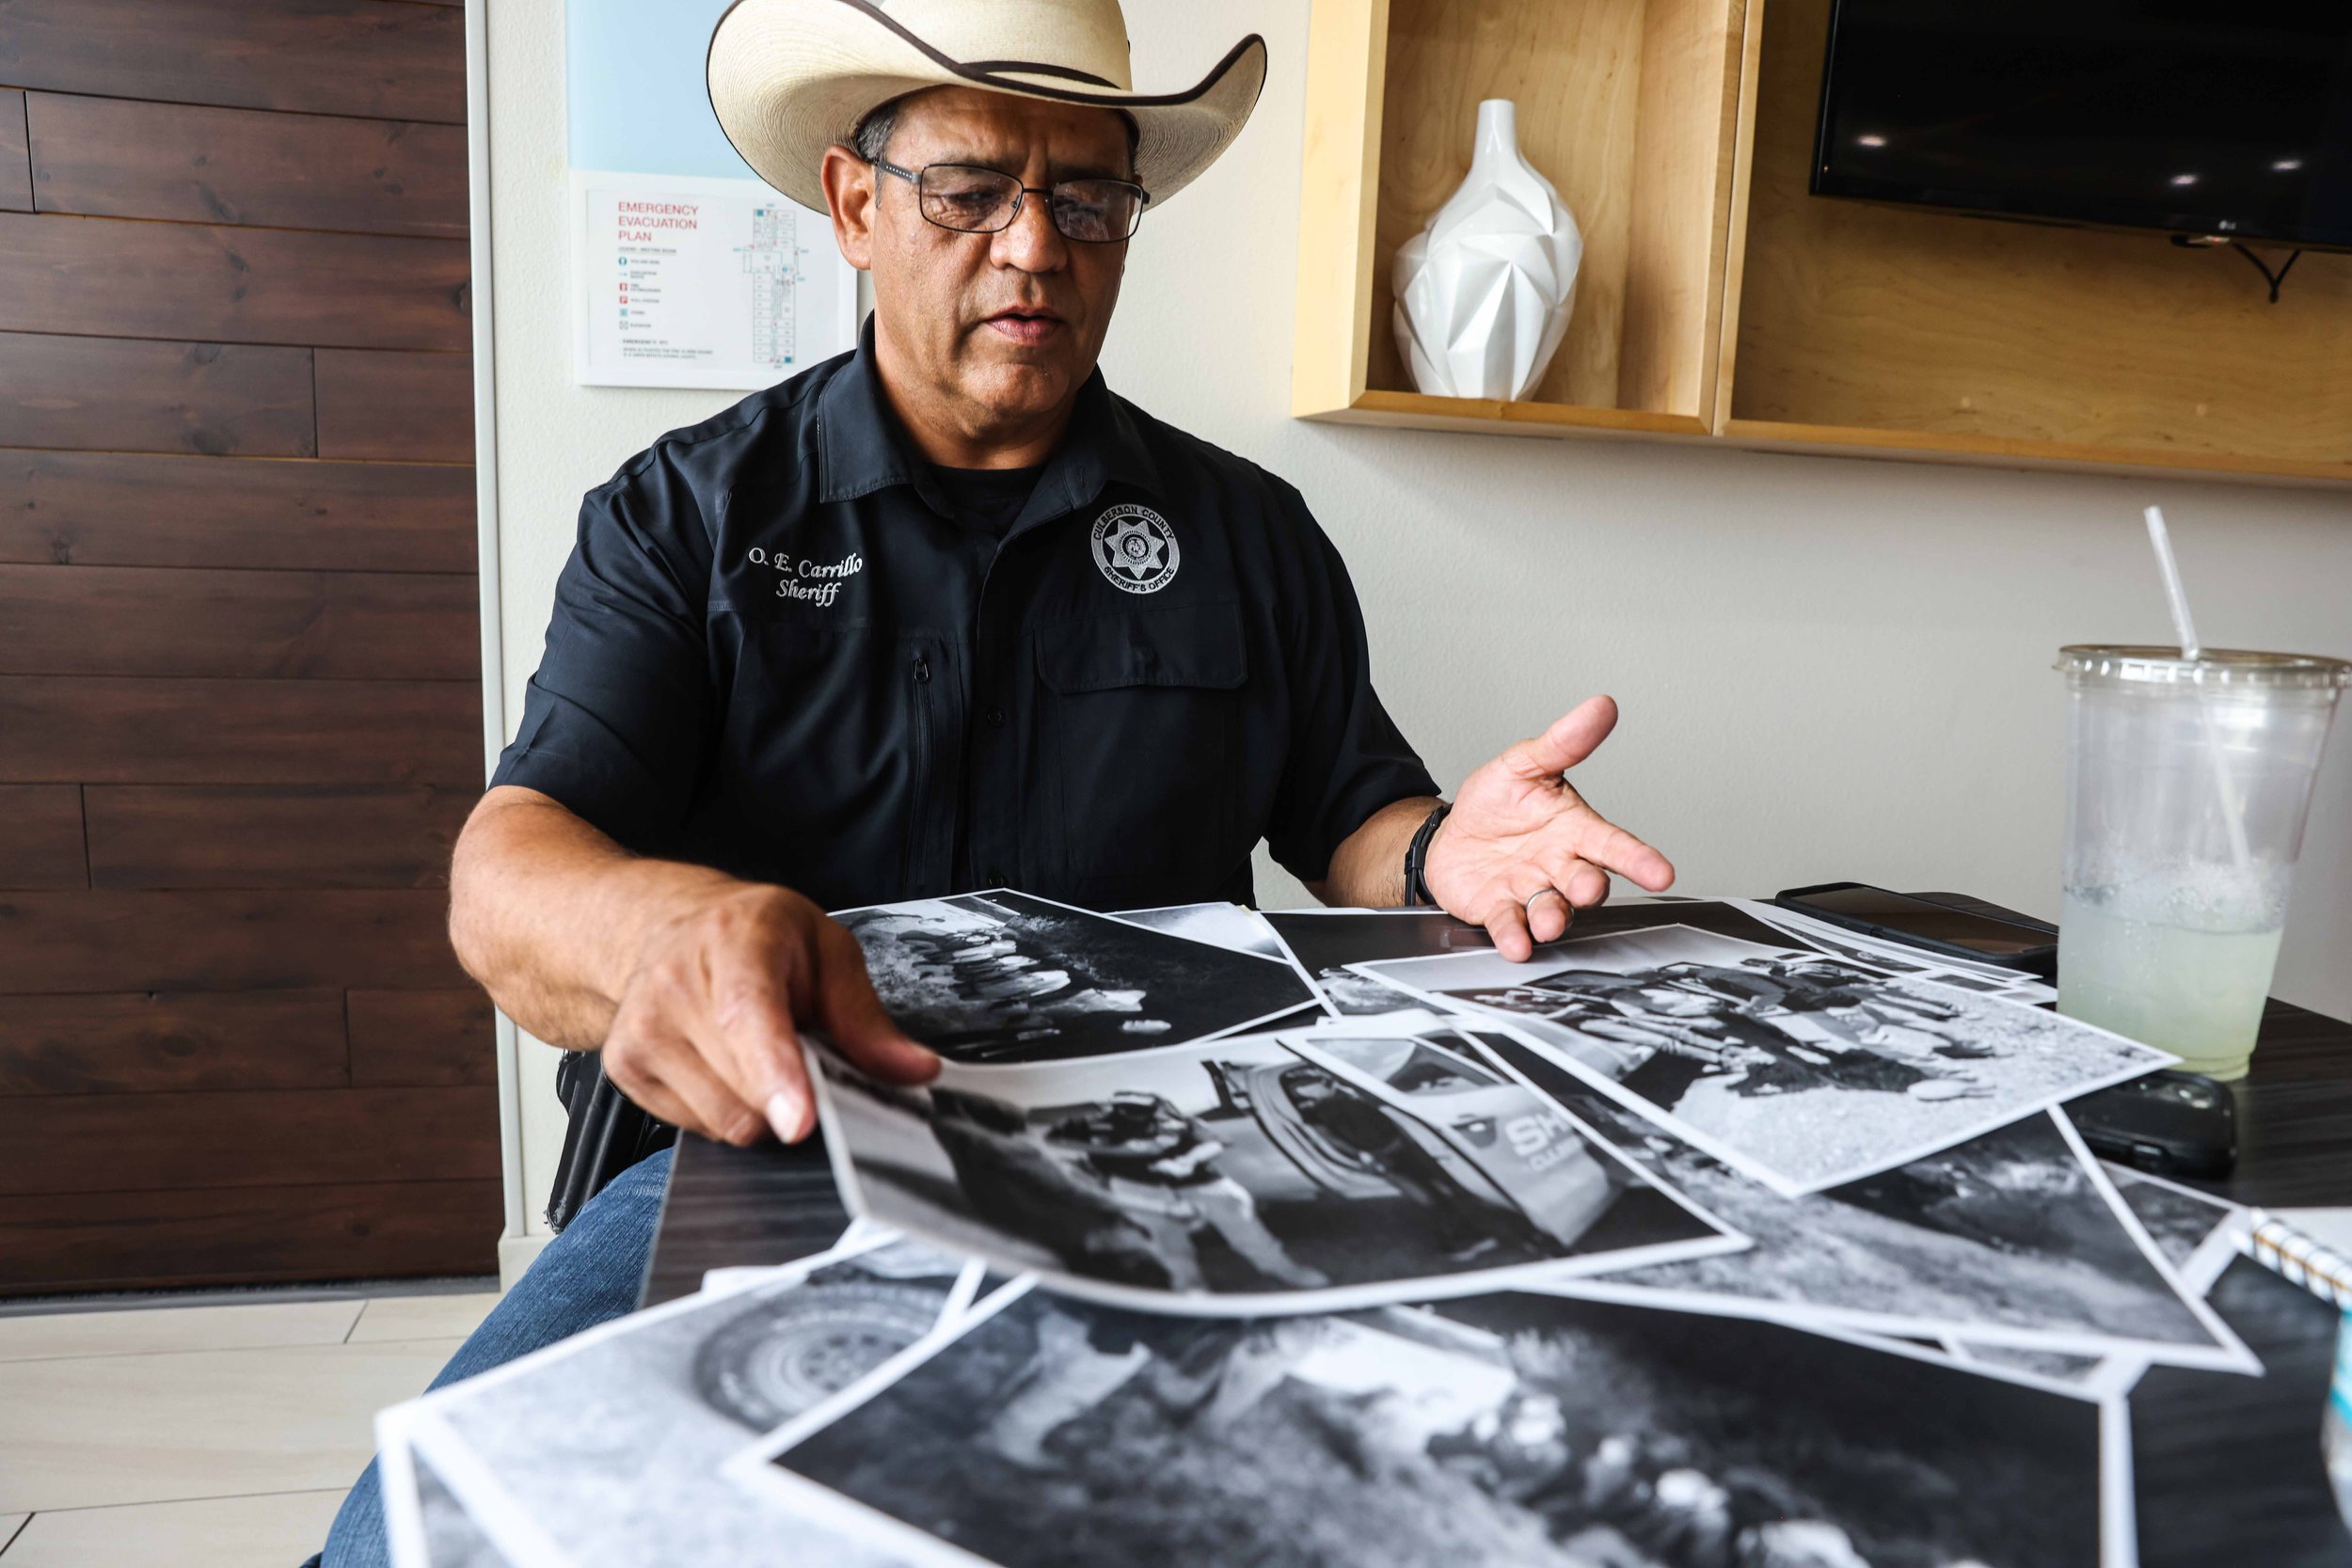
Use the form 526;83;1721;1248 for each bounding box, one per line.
707;0;1267;214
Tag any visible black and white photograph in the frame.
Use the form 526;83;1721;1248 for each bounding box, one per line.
380;1408;522;1568
1356;923;2174;1195
1261;900;1835;1020
385;1235;981;1568
1782;1327;2141;1403
1731;898;2060;1004
1943;1338;2133;1392
1262;908;1499;1015
2101;1162;2245;1291
401;1442;519;1568
810;1027;1743;1314
1475;1031;2253;1369
1112;901;1287;961
732;1280;2118;1568
836;891;1313;1062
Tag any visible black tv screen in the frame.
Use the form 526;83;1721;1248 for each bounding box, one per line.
1813;1;2352;251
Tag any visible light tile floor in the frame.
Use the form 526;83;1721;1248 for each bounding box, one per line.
0;1291;499;1567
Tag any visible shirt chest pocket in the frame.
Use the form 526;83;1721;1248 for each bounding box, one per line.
1034;599;1251;891
717;620;949;903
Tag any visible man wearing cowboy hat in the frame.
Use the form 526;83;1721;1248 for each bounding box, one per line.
310;2;1672;1560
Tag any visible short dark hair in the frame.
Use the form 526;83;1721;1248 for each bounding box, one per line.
850;93;1139;173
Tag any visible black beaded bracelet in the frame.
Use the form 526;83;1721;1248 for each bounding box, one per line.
1403;801;1451;907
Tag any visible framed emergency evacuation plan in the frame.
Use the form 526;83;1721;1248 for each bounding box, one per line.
565;0;858;389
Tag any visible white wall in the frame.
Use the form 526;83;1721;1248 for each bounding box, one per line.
482;0;2352;1228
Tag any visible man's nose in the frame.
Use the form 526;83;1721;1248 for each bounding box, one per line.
992;189;1067;272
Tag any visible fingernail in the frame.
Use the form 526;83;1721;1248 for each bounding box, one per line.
726;1111;763;1146
766;1090;810;1143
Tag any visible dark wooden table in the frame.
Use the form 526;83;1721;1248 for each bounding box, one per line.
642;897;2352;1567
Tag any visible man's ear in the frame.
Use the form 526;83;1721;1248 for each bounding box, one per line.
820;144;876;271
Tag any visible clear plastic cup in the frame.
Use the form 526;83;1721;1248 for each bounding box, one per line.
2057;645;2351;1080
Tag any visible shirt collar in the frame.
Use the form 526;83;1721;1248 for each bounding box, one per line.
816;315;1165;531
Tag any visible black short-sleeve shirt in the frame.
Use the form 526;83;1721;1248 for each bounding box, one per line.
488;321;1438;913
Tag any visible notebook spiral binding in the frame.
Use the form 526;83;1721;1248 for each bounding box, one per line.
2241;1210;2352;1308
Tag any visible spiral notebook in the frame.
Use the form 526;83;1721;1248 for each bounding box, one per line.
2241;1208;2352;1307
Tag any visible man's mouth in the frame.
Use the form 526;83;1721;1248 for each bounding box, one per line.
983;307;1064;345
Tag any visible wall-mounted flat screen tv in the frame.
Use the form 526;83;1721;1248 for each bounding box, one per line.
1813;2;2352;251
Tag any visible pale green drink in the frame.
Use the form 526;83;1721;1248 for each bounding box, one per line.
2058;888;2285;1079
2057;646;2348;1078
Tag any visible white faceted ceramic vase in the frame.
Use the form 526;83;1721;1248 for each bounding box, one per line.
1392;100;1582;402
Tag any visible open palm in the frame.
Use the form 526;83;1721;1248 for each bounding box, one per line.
1422;695;1676;959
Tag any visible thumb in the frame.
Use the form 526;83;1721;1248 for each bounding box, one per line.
1506;694;1619;780
815;935;940;1085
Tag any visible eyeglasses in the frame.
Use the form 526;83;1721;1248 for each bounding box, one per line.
869;158;1150;244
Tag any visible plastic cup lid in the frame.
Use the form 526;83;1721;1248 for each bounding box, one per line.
2057;644;2352;689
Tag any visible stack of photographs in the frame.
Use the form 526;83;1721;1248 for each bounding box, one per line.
381;892;2260;1568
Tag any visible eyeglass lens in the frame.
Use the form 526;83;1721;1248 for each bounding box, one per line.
915;165;1143;243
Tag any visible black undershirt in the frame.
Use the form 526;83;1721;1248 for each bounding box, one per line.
930;461;1046;538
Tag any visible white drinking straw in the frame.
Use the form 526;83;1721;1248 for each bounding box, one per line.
2143;505;2254;874
2143;506;2202;659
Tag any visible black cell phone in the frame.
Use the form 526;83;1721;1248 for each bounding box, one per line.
2067;1070;2238;1180
1774;881;2058;977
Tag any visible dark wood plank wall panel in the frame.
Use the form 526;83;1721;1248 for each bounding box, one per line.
0;990;347;1095
0;0;494;1291
0;333;315;455
1;1087;500;1194
315;349;476;461
26;93;469;238
0;675;481;784
0;784;86;888
0;564;480;680
0;0;468;123
0;1181;503;1295
349;989;499;1086
0;214;471;350
1;90;28;212
0;891;470;993
0;449;477;573
85;784;472;888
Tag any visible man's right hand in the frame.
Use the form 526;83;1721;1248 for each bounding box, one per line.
601;883;939;1146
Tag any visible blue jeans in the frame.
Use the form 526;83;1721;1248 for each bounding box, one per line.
307;1147;675;1568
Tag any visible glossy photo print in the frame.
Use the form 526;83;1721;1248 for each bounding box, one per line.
381;1234;986;1568
835;891;1312;1062
731;1281;2122;1568
808;1025;1743;1315
1476;1030;2252;1371
1355;923;2173;1196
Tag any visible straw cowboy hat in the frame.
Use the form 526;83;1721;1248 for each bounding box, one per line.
707;0;1267;214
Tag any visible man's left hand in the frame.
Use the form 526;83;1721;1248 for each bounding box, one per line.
1423;694;1676;960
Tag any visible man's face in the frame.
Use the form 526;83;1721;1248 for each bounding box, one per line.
827;87;1133;439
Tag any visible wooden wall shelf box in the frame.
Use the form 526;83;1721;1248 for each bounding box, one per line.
1295;0;2352;485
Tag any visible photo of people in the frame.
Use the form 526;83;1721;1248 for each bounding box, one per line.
737;1282;2112;1568
835;891;1312;1062
810;1029;1741;1313
1356;925;2174;1195
1475;1029;2249;1368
